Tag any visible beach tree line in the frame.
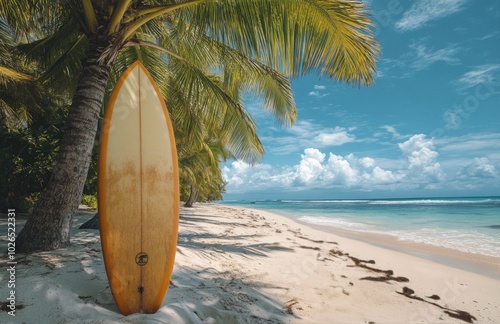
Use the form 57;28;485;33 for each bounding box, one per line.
0;0;379;253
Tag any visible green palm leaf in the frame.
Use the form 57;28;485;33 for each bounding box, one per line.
176;0;378;84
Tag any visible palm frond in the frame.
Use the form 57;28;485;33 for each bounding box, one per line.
0;18;15;62
17;14;88;93
176;0;379;85
0;0;64;41
39;34;89;90
168;57;264;163
122;0;208;41
82;0;98;33
0;66;32;83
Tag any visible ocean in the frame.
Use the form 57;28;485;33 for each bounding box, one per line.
219;196;500;258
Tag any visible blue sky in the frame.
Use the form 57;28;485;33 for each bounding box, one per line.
222;0;500;200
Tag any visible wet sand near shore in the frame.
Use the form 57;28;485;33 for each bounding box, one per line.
298;219;500;281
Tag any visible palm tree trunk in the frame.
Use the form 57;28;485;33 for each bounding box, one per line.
184;184;199;207
17;41;113;253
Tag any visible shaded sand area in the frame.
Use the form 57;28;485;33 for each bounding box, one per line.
1;203;499;323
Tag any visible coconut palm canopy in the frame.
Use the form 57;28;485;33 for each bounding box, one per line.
0;16;54;128
0;0;379;252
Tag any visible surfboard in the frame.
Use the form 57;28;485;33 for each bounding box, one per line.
98;61;179;315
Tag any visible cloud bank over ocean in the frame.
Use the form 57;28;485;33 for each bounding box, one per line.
223;133;499;197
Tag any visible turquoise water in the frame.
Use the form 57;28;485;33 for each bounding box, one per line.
219;197;500;258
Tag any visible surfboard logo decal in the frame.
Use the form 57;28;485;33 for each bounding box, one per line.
135;252;149;266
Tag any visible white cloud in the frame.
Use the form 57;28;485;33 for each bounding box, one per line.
399;135;443;183
314;131;355;146
376;58;405;78
395;0;467;31
360;157;375;168
381;125;409;140
457;157;497;179
268;121;357;155
222;162;247;186
222;133;500;195
478;31;500;41
455;64;500;90
295;148;327;184
308;85;329;98
232;160;249;173
224;135;441;193
379;40;460;78
437;133;500;153
303;148;325;162
370;167;400;184
222;162;295;193
288;120;316;136
410;42;460;70
399;134;438;167
327;154;359;185
308;91;329;99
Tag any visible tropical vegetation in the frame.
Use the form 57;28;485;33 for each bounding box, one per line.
0;0;379;253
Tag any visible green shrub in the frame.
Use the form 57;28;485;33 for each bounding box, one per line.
81;194;98;209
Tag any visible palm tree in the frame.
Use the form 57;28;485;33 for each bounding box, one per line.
0;16;53;129
179;137;233;207
1;0;379;253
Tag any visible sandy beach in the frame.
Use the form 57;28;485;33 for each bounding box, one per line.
1;203;499;323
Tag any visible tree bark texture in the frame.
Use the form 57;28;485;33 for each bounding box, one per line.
17;39;114;253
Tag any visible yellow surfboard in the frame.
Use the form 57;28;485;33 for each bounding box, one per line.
98;61;179;315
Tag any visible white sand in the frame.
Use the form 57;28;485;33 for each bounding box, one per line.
1;203;499;323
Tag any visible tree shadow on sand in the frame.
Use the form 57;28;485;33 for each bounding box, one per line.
0;211;298;323
177;210;294;259
178;231;293;258
165;265;297;323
